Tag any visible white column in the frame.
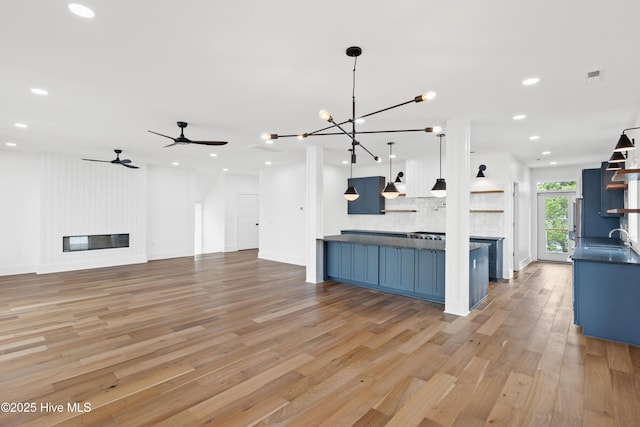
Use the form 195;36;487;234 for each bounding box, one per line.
306;146;324;283
445;119;471;316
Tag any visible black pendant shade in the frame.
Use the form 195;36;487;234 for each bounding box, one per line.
608;151;626;163
606;162;624;171
431;178;447;197
344;184;360;201
382;142;400;199
614;134;635;152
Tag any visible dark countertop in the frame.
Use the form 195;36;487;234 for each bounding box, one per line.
572;237;640;265
322;234;489;251
341;229;505;241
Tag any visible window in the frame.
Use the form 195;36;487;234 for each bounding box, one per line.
537;181;577;192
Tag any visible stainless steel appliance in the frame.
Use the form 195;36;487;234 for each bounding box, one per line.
572;198;583;240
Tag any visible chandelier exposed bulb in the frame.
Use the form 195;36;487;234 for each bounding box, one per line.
319;110;333;122
374;156;381;163
261;133;278;140
415;91;437;103
297;133;308;140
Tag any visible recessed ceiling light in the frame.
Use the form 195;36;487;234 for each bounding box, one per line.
5;142;17;147
355;118;365;124
522;77;540;86
389;154;396;159
30;88;48;96
513;114;526;121
265;161;272;165
529;135;540;140
209;153;217;157
68;3;95;18
264;140;274;144
222;168;229;172
14;123;28;128
550;161;558;165
542;151;551;155
172;162;179;166
341;160;349;164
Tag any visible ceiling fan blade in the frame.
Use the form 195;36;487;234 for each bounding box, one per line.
82;158;110;163
190;140;229;146
121;163;139;169
163;142;180;148
148;130;176;141
119;159;132;163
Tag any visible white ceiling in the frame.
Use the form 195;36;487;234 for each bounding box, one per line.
2;0;640;175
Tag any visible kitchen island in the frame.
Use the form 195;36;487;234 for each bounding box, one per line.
572;237;640;346
322;234;489;309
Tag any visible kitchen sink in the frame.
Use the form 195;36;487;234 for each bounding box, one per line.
583;244;627;252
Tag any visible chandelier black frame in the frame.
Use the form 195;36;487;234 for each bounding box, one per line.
261;46;440;165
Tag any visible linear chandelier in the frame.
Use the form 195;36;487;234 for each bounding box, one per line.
261;46;441;172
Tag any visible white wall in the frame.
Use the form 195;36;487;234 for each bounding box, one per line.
202;173;226;254
146;165;194;260
259;163;306;265
0;152;40;275
322;164;349;236
38;153;147;273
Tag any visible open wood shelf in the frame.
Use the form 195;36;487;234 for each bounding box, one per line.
381;209;417;213
606;208;640;214
470;209;504;213
470;190;504;194
606;183;628;190
612;168;640;182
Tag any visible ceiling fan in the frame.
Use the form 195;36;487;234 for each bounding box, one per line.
82;149;139;169
148;121;229;147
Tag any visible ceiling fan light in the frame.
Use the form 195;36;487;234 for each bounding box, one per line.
344;185;360;201
382;182;400;199
431;178;447;198
614;134;635;152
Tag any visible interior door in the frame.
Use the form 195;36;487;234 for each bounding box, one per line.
237;194;259;250
537;192;575;262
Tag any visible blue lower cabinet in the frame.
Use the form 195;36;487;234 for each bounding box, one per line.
326;241;352;281
379;246;415;292
469;247;489;309
351;243;379;286
574;260;640;346
416;249;444;302
470;238;503;281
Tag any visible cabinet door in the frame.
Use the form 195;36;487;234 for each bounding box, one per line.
326;241;342;278
399;248;416;291
416;249;435;296
347;176;385;215
379;246;400;288
434;250;445;300
351;243;379;285
326;241;351;280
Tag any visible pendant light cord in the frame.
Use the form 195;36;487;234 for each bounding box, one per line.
438;134;443;178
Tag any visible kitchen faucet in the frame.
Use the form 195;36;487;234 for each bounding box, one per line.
609;228;632;248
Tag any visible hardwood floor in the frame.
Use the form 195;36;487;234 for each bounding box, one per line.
1;251;639;426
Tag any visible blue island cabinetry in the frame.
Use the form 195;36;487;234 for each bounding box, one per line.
324;235;488;309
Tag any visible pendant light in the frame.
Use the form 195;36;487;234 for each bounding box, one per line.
608;151;626;163
344;148;360;201
431;134;446;198
382;142;400;199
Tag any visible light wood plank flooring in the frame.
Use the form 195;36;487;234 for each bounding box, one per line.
1;251;639;426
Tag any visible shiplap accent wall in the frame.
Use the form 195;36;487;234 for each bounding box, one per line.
38;153;147;273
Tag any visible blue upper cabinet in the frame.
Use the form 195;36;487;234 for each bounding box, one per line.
582;168;620;237
347;176;385;215
600;161;624;217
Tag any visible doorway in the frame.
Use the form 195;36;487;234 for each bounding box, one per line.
237;194;259;250
537;191;576;262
